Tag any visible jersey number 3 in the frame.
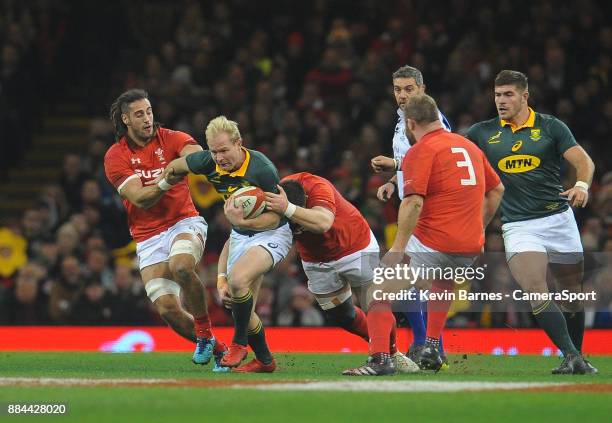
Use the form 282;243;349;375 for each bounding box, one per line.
451;147;476;186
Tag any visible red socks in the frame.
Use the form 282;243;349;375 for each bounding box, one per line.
367;300;396;355
349;306;369;342
425;280;453;340
194;315;212;339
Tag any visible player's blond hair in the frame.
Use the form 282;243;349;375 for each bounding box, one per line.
205;116;241;143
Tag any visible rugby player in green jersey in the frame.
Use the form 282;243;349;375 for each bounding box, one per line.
466;70;597;374
163;116;292;373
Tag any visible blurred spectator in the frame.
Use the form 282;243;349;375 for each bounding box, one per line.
59;153;90;212
109;263;153;325
4;262;48;325
71;278;113;325
48;255;83;323
84;247;114;288
55;222;81;259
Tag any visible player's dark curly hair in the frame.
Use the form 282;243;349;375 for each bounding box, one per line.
109;89;158;141
280;180;306;207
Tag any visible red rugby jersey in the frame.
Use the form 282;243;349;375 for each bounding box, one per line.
401;129;500;254
283;172;372;263
104;127;199;242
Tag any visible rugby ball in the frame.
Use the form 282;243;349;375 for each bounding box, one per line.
231;186;266;219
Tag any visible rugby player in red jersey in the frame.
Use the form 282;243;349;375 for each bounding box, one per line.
104;89;225;368
265;172;419;375
381;94;504;371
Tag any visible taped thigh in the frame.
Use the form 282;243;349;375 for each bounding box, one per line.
315;287;353;310
170;238;203;264
145;278;181;303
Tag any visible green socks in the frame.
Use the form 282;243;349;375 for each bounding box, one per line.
563;310;585;352
533;300;579;356
231;290;254;346
248;319;273;365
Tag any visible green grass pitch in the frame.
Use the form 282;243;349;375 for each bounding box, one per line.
0;352;610;422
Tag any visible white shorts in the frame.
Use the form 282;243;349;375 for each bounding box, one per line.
136;216;208;270
405;235;477;271
227;224;293;274
302;230;380;295
502;208;583;264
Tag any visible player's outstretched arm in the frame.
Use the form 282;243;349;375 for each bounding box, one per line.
483;182;504;227
120;177;167;209
163;157;191;184
561;145;595;208
264;185;334;233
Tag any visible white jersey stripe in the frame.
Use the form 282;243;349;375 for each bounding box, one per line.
117;174;140;194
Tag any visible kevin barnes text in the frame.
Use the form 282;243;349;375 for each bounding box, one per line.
372;289;598;303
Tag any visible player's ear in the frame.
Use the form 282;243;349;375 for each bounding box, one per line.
523;90;529;102
122;113;130;126
406;118;416;132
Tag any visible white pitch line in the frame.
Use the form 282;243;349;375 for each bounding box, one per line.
0;378;573;392
0;377;179;387
245;380;571;393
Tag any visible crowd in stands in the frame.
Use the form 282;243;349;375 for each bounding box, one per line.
1;0;611;328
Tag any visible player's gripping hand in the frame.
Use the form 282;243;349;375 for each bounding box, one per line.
371;155;396;173
163;166;183;185
377;182;396;202
264;185;289;215
561;185;589;208
224;195;246;226
145;167;181;187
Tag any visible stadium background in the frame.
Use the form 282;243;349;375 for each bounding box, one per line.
1;0;611;343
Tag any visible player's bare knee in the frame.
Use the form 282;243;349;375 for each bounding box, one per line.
168;239;201;284
169;259;195;285
228;269;252;293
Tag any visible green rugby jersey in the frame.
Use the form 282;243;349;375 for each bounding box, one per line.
465;109;577;223
186;147;282;235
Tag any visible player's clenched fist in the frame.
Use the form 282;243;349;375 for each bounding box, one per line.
264;185;289;215
371;155;396;173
